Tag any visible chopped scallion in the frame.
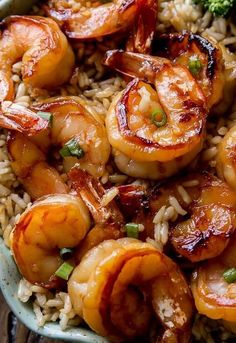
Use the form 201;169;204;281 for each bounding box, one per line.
151;109;167;128
55;262;74;280
124;223;139;239
37;111;53;125
188;56;202;76
60;247;74;260
59;138;84;159
223;268;236;283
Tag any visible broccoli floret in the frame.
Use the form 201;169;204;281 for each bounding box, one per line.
193;0;236;17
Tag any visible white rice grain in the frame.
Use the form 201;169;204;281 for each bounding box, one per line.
169;196;187;216
153;205;166;224
101;187;119;206
177;185;192;205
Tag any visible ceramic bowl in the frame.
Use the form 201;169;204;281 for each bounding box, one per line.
0;1;108;341
0;238;109;342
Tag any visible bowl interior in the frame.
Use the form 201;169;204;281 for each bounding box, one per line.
0;238;109;343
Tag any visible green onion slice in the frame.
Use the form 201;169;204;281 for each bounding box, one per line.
223;267;236;283
188;56;202;76
59;138;84;159
55;262;74;280
60;247;74;260
124;223;139;239
151;109;167;128
37;111;53;125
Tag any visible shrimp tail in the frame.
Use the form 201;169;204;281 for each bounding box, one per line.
126;0;158;54
68;167;124;224
104;50;169;83
0;102;49;136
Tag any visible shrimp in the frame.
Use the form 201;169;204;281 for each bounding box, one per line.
68;167;124;262
68;238;194;342
0;16;75;102
7;132;68;199
4;97;111;199
126;0;158;54
104;50;207;179
136;172;236;262
153;31;224;108
191;230;236;323
113;143;202;180
11;194;91;288
45;0;155;41
216;126;236;191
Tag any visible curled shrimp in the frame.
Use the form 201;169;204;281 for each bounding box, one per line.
0;16;75;102
68;238;194;342
11;194;91;288
153;31;224;108
136;172;236;262
216;126;236;191
104;50;207;179
191;231;236;323
4;97;110;199
45;0;155;41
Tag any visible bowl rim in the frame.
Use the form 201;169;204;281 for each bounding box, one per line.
0;238;109;343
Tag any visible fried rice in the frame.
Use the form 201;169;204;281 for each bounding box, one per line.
1;0;236;341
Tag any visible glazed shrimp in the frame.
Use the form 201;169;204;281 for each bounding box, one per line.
126;0;158;54
216;126;236;191
45;0;155;41
0;16;75;102
4;97;110;199
104;50;207;179
68;238;194;343
136;172;236;262
11;194;90;288
68;167;124;262
191;231;236;323
153;31;224;108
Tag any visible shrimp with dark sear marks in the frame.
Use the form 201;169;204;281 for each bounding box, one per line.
191;231;236;323
3;96;111;199
0;16;75;102
153;31;224;108
136;172;236;262
103;50;207;179
11;194;91;288
45;0;157;43
216;126;236;191
68;238;194;343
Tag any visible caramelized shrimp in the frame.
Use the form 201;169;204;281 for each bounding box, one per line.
126;0;158;54
216;126;236;191
4;97;110;199
45;0;153;40
0;16;75;101
7;131;68;199
137;172;236;262
11;194;90;288
68;167;124;262
153;31;224;108
191;231;236;322
32;97;111;178
104;50;207;179
68;238;194;342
